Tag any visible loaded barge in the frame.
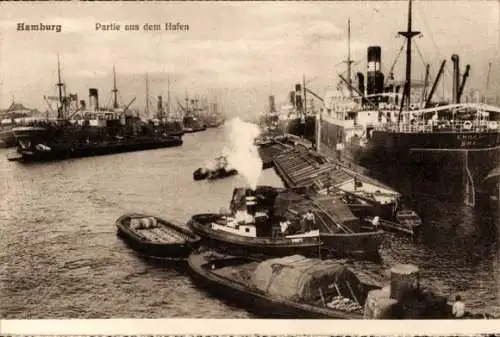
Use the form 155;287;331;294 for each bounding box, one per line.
271;145;421;236
188;251;494;319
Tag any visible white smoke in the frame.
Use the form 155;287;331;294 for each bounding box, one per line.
222;117;262;190
204;158;217;171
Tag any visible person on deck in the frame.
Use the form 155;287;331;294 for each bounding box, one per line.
303;209;316;232
452;295;465;318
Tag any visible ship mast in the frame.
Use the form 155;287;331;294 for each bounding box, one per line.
485;62;492;103
303;74;307;115
145;73;149;117
398;0;420;109
56;54;64;119
112;66;119;109
167;76;171;118
346;19;354;97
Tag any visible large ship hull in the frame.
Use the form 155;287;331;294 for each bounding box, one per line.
319;118;500;205
12;125;183;162
0;128;15;148
164;120;184;136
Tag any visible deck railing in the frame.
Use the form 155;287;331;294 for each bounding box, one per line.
374;120;499;134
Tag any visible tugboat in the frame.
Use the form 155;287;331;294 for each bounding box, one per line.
187;186;323;258
193;155;238;181
250;185;385;256
317;0;500;206
10;61;182;162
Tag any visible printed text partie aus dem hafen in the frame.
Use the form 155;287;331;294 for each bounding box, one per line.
95;22;190;31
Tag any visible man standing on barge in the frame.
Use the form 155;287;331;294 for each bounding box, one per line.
302;209;316;232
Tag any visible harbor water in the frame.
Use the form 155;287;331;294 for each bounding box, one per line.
0;126;498;318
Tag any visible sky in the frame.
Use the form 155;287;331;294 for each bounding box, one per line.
0;1;499;118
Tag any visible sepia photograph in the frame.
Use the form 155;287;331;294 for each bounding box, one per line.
0;0;499;335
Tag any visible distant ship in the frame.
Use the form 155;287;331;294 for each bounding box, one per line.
179;97;207;133
11;61;182;162
260;89;316;140
145;75;184;138
317;0;500;206
153;95;184;137
205;102;226;128
0;102;34;148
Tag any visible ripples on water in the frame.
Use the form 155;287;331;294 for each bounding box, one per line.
0;127;498;318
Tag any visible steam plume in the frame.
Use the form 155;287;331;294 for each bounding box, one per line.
222;117;262;190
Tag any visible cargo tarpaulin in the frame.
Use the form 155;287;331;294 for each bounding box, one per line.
252;255;366;303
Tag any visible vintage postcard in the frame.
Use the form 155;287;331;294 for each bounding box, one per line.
0;0;499;335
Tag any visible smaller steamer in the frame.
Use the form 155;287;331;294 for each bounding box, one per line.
193;155;238;181
116;213;200;260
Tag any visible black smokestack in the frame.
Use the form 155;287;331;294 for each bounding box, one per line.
157;96;163;117
289;91;296;107
451;54;460;104
89;88;99;110
269;95;276;112
367;46;384;97
295;83;302;111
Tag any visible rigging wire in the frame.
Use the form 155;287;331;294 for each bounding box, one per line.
413;40;428;69
384;39;406;86
416;4;454;81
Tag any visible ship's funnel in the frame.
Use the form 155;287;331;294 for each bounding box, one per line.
356;72;365;96
367;46;384;97
89;88;99;110
289;91;296;107
451;54;460;104
157;95;163;116
80;100;86;110
295;83;303;111
244;189;258;216
268;95;276;113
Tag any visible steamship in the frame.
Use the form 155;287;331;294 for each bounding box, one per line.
179;97;207;133
0;102;34;148
205;102;226;128
260;89;316;140
11;62;183;162
146;75;184;138
317;0;500;206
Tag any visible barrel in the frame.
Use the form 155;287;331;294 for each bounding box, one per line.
363;288;398;319
130;218;140;229
390;264;420;302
